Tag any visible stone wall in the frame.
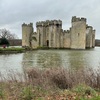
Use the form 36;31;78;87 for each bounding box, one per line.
31;32;38;49
86;26;93;48
71;16;86;49
22;23;33;47
22;16;95;49
63;30;71;48
36;20;62;48
92;30;95;48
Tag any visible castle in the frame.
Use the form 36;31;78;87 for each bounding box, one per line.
22;16;95;49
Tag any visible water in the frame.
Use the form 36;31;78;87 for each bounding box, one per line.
0;47;100;74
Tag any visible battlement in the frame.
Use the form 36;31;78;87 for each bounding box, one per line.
86;26;93;29
22;23;33;27
93;30;95;32
62;30;70;34
67;30;70;33
63;30;67;33
36;20;62;27
33;32;37;35
72;16;86;22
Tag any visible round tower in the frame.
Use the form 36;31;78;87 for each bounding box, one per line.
86;26;93;48
22;23;33;48
92;30;95;48
71;16;87;49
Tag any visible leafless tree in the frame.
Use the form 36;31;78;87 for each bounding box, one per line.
0;29;18;40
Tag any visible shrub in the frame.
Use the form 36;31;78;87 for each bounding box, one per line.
26;67;100;90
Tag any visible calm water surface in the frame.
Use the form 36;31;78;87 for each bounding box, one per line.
0;47;100;74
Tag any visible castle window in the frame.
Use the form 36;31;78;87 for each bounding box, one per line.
46;40;49;47
56;24;59;28
78;33;80;36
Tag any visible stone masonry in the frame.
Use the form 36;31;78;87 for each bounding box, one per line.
22;16;95;49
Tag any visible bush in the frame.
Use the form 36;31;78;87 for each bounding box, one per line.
0;38;9;46
26;67;100;90
0;67;99;99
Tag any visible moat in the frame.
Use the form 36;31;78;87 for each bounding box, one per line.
0;47;100;75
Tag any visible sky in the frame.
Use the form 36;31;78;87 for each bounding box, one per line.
0;0;100;39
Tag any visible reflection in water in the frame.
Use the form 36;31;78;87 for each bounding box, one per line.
0;47;100;74
0;53;23;75
22;47;100;71
67;51;86;69
36;50;61;68
22;50;62;69
22;51;38;73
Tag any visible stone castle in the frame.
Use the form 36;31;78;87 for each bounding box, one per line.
22;16;95;49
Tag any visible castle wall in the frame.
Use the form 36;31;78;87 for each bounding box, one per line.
56;26;60;48
22;23;33;47
46;20;62;48
36;25;43;47
45;25;49;46
31;32;38;49
48;24;52;47
86;26;93;48
36;20;62;48
22;16;95;50
92;30;95;48
54;20;62;48
52;25;56;47
63;30;71;48
43;26;46;46
50;23;56;48
60;30;64;48
71;16;86;49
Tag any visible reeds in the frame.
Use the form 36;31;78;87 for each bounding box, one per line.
25;67;100;90
0;67;99;99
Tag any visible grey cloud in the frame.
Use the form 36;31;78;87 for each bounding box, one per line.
0;0;100;39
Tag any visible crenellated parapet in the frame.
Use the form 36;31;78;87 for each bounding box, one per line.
36;21;45;27
22;23;33;27
72;16;86;22
64;30;67;33
36;20;62;27
62;29;71;34
66;30;70;34
86;25;93;29
93;30;96;33
33;32;37;35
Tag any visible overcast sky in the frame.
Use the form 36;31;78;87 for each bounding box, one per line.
0;0;100;39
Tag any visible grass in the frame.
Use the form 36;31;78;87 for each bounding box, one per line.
0;67;100;100
0;47;25;53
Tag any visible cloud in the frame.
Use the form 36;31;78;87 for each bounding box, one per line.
0;0;100;39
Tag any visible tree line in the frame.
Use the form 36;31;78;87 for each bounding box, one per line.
0;29;18;47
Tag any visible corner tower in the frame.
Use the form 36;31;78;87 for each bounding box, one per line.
22;23;33;48
71;16;86;49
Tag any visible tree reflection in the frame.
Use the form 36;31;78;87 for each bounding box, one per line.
22;50;62;69
22;49;100;71
37;50;61;68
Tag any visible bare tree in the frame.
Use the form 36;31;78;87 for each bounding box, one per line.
0;29;18;40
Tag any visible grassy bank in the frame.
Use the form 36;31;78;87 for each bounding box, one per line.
0;67;100;100
0;47;25;53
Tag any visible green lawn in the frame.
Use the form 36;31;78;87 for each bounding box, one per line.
0;47;25;53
